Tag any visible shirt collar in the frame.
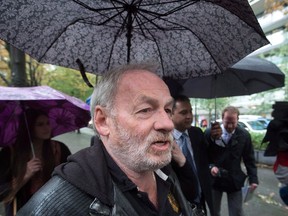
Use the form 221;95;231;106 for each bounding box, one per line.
173;129;188;139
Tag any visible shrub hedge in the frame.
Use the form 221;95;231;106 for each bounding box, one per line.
250;132;267;150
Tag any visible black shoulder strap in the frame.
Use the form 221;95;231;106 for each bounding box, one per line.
167;169;197;216
112;183;145;216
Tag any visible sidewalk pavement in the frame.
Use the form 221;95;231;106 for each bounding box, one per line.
52;127;95;154
218;164;288;216
1;128;288;216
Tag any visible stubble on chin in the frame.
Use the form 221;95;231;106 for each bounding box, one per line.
109;124;173;172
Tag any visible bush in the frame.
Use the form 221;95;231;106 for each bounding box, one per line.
250;132;267;150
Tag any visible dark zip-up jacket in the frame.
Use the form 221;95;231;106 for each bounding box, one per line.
17;139;197;216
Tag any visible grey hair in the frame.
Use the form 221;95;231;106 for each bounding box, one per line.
90;62;159;136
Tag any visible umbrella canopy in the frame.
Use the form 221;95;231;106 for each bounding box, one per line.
0;86;91;148
0;0;268;79
165;57;285;98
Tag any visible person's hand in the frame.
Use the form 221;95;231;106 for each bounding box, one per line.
210;166;219;177
171;141;186;167
24;158;42;180
249;183;258;191
5;158;43;203
210;122;222;140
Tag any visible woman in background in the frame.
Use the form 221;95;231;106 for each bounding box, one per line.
0;109;71;216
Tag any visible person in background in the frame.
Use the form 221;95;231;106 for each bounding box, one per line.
273;150;288;206
262;101;288;206
200;119;208;128
0;109;71;216
171;95;214;216
17;63;196;216
204;106;258;216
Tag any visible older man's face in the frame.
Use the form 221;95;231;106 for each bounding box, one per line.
107;70;174;172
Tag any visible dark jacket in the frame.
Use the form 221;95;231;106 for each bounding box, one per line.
205;126;258;193
187;127;214;215
0;141;71;215
17;139;196;216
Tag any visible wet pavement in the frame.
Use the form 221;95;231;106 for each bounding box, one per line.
1;127;287;215
218;164;288;216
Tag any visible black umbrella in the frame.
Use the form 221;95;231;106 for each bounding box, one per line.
164;57;285;120
0;0;268;79
167;57;285;98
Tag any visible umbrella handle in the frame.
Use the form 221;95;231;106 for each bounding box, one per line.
76;59;94;88
23;111;35;158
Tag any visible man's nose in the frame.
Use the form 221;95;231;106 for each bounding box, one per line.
154;110;174;132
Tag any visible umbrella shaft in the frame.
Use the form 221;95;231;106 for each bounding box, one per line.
126;9;134;63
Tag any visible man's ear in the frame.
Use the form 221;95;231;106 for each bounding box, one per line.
94;106;110;136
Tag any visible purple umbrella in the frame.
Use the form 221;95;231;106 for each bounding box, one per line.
0;86;91;151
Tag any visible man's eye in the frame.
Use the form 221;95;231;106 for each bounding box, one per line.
180;111;188;115
165;109;172;115
139;108;151;113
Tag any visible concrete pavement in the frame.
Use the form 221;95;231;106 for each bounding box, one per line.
52;127;95;154
218;164;288;216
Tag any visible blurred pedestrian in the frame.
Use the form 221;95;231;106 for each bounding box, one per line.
273;151;288;206
0;109;71;216
204;106;258;216
200;119;208;128
262;101;288;206
17;64;196;215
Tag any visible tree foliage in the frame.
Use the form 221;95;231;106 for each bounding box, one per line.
264;0;288;14
0;41;47;87
43;66;95;101
190;97;231;126
0;40;11;86
0;40;95;101
260;44;288;101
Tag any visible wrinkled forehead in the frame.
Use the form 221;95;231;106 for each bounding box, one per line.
116;70;172;103
120;70;169;91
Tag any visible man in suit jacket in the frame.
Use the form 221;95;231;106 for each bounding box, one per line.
171;95;214;216
204;106;258;216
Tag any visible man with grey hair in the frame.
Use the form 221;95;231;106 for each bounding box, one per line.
17;63;196;216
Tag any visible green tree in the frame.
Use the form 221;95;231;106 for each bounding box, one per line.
8;45;27;87
264;0;288;14
190;97;231;125
260;44;288;100
0;41;47;87
0;40;96;101
43;66;96;101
